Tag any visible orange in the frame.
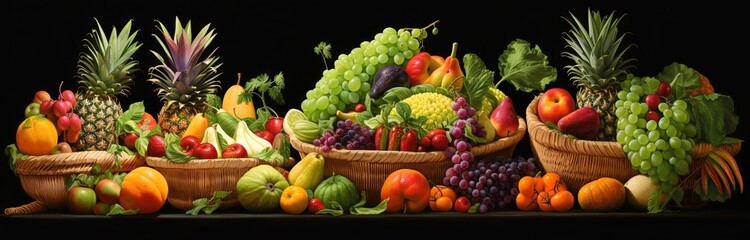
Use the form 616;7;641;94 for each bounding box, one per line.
279;186;308;214
429;185;457;211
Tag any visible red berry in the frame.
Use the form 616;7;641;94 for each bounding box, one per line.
644;94;660;111
645;110;660;122
657;82;671;98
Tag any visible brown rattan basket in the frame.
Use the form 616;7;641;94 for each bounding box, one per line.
145;157;291;211
4;151;146;215
290;116;527;206
526;94;741;207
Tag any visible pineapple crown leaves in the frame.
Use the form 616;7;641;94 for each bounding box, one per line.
76;18;142;97
561;8;638;89
148;16;223;108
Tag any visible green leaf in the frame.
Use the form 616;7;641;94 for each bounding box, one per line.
467;203;481;214
461;53;494;111
497;38;557;92
395;102;411;120
5;144;27;173
135;136;149;157
186;191;231;215
687;94;739;146
317;201;344;216
314;41;332;60
642;77;662;95
656;62;701;99
106;204;138;216
380;87;413;105
350;192;388;215
116;101;145;135
409;84;435;94
252;148;285;166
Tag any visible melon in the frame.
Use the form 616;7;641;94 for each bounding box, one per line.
236;165;289;212
624;174;659;211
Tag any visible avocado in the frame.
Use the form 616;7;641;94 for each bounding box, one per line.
369;64;410;99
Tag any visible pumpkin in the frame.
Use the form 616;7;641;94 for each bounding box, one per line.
314;174;360;211
577;177;626;212
16;115;58;156
119;166;169;214
222;74;256;119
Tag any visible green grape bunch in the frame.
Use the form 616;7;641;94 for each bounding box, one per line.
302;21;440;123
615;75;698;193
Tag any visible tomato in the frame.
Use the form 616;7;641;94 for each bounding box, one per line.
453;196;471;212
518;176;536;197
280;186;309;214
537;191;555;212
543;172;567;194
515;192;538;211
429;185;457;211
430;133;449;151
551;190;575;212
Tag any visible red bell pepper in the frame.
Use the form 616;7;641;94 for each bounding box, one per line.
374;125;390;150
400;129;419;152
387;125;403;151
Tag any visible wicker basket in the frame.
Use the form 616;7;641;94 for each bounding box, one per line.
4;151;145;215
145;157;291;211
290;116;527;206
526;95;742;207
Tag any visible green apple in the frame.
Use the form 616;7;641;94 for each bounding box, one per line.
67;186;97;214
24;102;40;118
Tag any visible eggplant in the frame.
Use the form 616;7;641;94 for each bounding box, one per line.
369;64;410;99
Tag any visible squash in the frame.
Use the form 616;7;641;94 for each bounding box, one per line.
16;115;58;156
577;177;626;212
222;73;256;119
182;113;209;140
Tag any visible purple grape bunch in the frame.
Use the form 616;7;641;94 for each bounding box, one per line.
312;119;375;152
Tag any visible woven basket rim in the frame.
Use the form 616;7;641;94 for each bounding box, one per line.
289;116;527;163
14;150;144;175
145;156;274;170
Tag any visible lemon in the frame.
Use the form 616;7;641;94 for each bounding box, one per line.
283;108;307;137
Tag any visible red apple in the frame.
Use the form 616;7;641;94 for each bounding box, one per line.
657;82;671;98
33;90;52;103
537;88;576;125
645;94;660;111
146;135;166;157
193;142;218;159
307;197;326;214
222;143;248;158
95;178;121;205
265;116;284;135
453;196;471;212
121;133;138;150
138;112;157;130
255;130;275;144
180;135;201;155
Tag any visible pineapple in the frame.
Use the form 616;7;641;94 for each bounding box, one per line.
74;18;142;151
561;9;637;141
148;17;222;136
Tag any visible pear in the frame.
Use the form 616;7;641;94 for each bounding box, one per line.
477;111;496;142
557;107;599;140
490;97;519;138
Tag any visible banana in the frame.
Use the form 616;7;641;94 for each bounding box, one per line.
712;149;744;192
288;152;325;190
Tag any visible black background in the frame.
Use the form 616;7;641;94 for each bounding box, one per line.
3;0;748;227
